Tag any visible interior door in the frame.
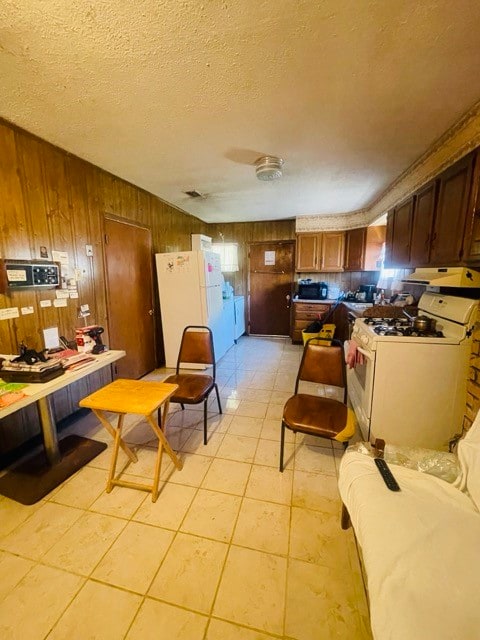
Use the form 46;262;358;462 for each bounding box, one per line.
248;241;295;336
104;217;156;378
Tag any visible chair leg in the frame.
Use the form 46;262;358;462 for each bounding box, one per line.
203;399;208;445
180;403;185;410
279;421;286;473
343;441;349;450
214;383;222;414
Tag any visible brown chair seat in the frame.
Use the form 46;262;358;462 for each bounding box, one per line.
164;374;214;404
283;394;348;439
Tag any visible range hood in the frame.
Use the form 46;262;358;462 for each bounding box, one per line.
402;267;480;287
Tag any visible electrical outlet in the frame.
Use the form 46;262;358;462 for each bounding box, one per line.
85;244;93;257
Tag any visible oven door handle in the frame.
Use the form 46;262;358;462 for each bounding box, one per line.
356;346;374;360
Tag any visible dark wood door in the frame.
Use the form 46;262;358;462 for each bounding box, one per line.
390;197;414;267
344;227;366;271
249;241;295;336
430;152;475;264
104;217;156;378
410;181;437;267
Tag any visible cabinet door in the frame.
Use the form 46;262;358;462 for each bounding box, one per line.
332;302;351;343
409;181;437;267
364;225;386;271
291;302;331;343
463;151;480;262
430;153;474;265
390;197;414;267
344;228;366;271
320;232;345;271
384;210;395;267
296;234;319;271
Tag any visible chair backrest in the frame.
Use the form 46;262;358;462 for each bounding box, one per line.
176;326;216;373
295;338;346;394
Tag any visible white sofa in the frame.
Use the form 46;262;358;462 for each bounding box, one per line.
338;417;480;640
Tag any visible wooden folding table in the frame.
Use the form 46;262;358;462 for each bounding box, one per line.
79;378;182;502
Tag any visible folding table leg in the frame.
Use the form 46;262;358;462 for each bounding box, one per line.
107;414;125;493
92;409;137;463
146;413;183;471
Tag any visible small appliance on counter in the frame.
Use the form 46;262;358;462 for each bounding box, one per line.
356;284;377;302
75;325;107;354
297;280;328;300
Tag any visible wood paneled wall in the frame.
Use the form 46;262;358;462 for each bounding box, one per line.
0;119;207;356
208;220;296;296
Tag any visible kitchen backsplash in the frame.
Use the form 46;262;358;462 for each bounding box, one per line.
295;271;381;296
295;269;424;301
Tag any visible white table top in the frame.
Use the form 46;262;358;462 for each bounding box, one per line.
0;350;126;420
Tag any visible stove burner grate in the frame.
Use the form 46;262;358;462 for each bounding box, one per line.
371;322;444;338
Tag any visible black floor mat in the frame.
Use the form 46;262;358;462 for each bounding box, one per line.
0;435;107;505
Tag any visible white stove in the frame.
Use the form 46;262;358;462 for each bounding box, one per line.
347;292;478;449
352;292;476;349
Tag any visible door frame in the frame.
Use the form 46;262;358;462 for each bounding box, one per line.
247;240;295;336
102;213;158;370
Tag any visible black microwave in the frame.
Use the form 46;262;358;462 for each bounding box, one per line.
297;282;328;300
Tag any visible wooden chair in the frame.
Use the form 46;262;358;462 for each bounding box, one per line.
163;326;222;445
279;338;356;472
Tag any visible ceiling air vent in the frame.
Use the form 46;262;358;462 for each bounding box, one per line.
184;190;206;199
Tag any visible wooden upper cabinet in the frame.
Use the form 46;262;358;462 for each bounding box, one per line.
344;227;366;271
320;232;345;271
364;225;386;270
295;233;319;271
409;181;438;267
390;196;414;267
429;152;474;265
465;151;480;262
296;232;345;272
384;211;394;267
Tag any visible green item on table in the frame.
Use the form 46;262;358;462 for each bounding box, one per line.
0;381;28;393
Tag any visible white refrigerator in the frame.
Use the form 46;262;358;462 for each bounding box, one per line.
155;250;226;368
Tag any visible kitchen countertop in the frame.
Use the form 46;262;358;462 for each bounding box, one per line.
292;298;339;304
293;298;375;309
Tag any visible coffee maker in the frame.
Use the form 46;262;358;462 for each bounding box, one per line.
356;284;377;302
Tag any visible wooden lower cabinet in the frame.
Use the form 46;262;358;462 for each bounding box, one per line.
332;303;351;343
291;302;331;343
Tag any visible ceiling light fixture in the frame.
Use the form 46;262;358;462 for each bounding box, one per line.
255;156;284;181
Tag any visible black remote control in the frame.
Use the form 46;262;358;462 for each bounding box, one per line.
374;458;400;491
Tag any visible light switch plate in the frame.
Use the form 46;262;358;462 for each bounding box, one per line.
85;244;93;257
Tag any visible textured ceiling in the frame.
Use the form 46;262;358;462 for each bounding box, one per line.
1;1;480;223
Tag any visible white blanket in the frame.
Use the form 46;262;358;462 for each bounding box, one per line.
338;452;480;640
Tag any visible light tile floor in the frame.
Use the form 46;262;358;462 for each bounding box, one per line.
0;336;372;640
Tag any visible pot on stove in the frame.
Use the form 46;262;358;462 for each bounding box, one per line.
403;310;436;333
